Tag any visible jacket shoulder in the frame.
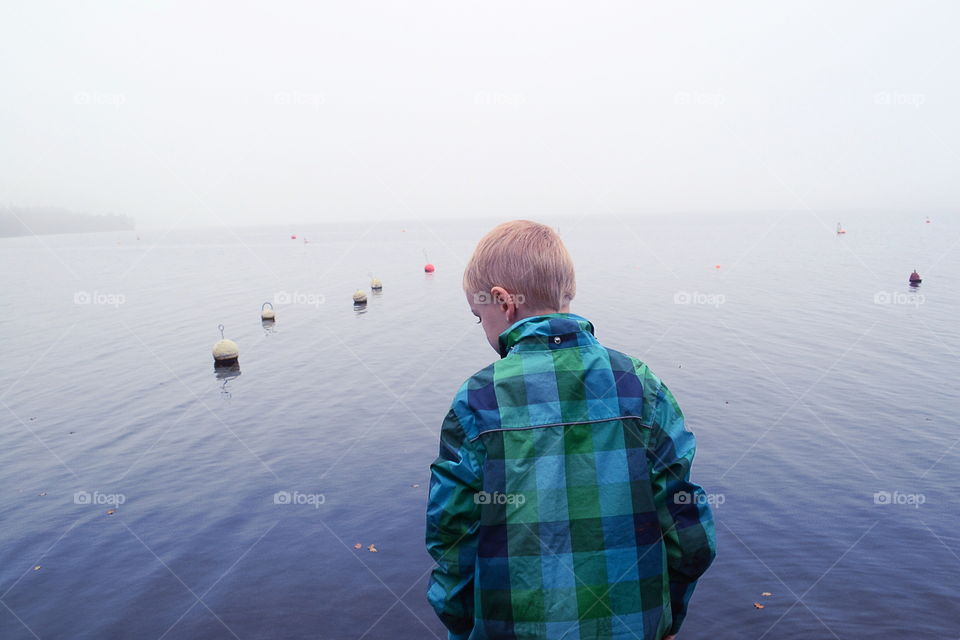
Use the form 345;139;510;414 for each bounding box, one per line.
602;347;674;426
448;362;498;441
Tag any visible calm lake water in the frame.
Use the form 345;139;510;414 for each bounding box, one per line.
1;212;957;639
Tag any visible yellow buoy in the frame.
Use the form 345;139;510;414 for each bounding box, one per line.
212;324;239;365
370;278;383;291
352;289;368;304
261;301;275;321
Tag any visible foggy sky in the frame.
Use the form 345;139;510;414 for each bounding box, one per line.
1;1;957;229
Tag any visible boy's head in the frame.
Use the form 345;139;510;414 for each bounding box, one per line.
463;220;576;351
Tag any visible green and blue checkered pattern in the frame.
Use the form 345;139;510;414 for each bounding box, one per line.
427;314;716;640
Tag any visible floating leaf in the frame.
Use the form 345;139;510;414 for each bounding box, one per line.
411;484;420;488
33;565;41;571
106;509;116;515
353;543;362;550
761;592;772;597
753;602;765;609
368;544;378;553
38;492;47;497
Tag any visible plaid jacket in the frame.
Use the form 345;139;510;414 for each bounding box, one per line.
426;313;716;640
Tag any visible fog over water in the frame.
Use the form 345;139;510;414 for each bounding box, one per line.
2;1;959;229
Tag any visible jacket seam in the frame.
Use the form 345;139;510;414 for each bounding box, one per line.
506;341;601;357
468;415;652;442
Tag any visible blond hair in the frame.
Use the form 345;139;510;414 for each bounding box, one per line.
463;220;576;311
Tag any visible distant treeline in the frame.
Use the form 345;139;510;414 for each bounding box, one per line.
0;206;134;237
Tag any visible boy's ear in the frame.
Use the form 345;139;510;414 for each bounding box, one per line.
490;286;517;316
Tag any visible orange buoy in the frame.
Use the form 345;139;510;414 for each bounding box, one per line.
424;263;435;273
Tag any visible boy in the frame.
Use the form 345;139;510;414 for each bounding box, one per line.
426;220;716;640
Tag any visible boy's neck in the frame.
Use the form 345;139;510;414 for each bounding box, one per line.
515;306;570;321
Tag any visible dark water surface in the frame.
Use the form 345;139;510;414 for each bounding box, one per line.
1;212;957;639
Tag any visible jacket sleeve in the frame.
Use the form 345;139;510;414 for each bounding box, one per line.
648;385;717;635
426;407;484;638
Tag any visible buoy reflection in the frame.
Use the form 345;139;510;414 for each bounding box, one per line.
214;362;241;397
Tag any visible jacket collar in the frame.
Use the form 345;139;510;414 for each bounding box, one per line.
497;313;597;358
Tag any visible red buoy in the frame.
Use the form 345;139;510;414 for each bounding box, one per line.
290;234;297;240
909;270;922;284
424;263;435;273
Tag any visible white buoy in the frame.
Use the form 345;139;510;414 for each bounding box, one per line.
261;302;275;321
212;324;239;365
370;278;383;291
352;289;368;304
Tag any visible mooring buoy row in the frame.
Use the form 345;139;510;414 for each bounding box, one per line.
213;276;395;364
